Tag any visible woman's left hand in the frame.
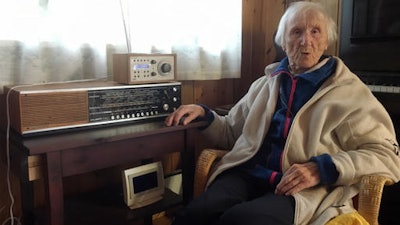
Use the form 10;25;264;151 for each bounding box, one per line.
275;162;321;196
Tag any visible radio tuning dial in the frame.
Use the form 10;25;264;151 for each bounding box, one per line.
159;63;172;75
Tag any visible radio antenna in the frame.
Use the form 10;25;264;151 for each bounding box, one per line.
119;0;132;53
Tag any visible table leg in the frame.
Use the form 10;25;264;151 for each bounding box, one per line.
45;152;64;225
181;129;196;204
19;153;35;225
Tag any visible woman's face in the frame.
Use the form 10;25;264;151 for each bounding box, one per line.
283;10;329;74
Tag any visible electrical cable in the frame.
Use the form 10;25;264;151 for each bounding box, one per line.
2;86;22;225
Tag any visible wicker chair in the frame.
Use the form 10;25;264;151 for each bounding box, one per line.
193;148;394;225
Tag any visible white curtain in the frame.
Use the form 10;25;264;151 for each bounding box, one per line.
0;0;242;93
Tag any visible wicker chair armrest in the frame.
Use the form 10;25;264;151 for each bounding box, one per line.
193;149;228;197
358;174;394;225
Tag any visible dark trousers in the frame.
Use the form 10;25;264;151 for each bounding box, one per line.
172;169;295;225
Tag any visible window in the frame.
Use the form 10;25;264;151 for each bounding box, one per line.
0;0;241;92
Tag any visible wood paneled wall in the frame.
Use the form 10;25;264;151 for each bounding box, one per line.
234;0;286;101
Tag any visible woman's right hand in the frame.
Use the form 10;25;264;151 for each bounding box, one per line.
164;104;205;126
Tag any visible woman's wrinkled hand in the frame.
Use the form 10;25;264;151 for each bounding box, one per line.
164;104;205;126
275;162;320;196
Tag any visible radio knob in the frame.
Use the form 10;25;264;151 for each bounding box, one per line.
151;60;157;64
160;63;172;74
163;104;169;111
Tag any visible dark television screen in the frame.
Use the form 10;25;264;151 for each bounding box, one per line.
339;0;400;85
352;0;400;39
132;171;158;194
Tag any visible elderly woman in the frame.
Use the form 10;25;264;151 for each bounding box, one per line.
165;2;400;225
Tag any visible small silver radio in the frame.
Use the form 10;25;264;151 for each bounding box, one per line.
113;53;176;84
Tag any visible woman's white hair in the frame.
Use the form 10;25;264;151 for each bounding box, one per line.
274;1;337;47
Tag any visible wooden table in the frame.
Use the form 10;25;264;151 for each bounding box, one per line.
6;120;207;225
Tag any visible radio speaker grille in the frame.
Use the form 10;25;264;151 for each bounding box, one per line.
18;92;88;133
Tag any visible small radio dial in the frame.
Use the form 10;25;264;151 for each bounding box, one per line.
158;62;172;76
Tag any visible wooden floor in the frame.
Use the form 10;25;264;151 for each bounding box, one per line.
131;211;173;225
152;213;173;225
